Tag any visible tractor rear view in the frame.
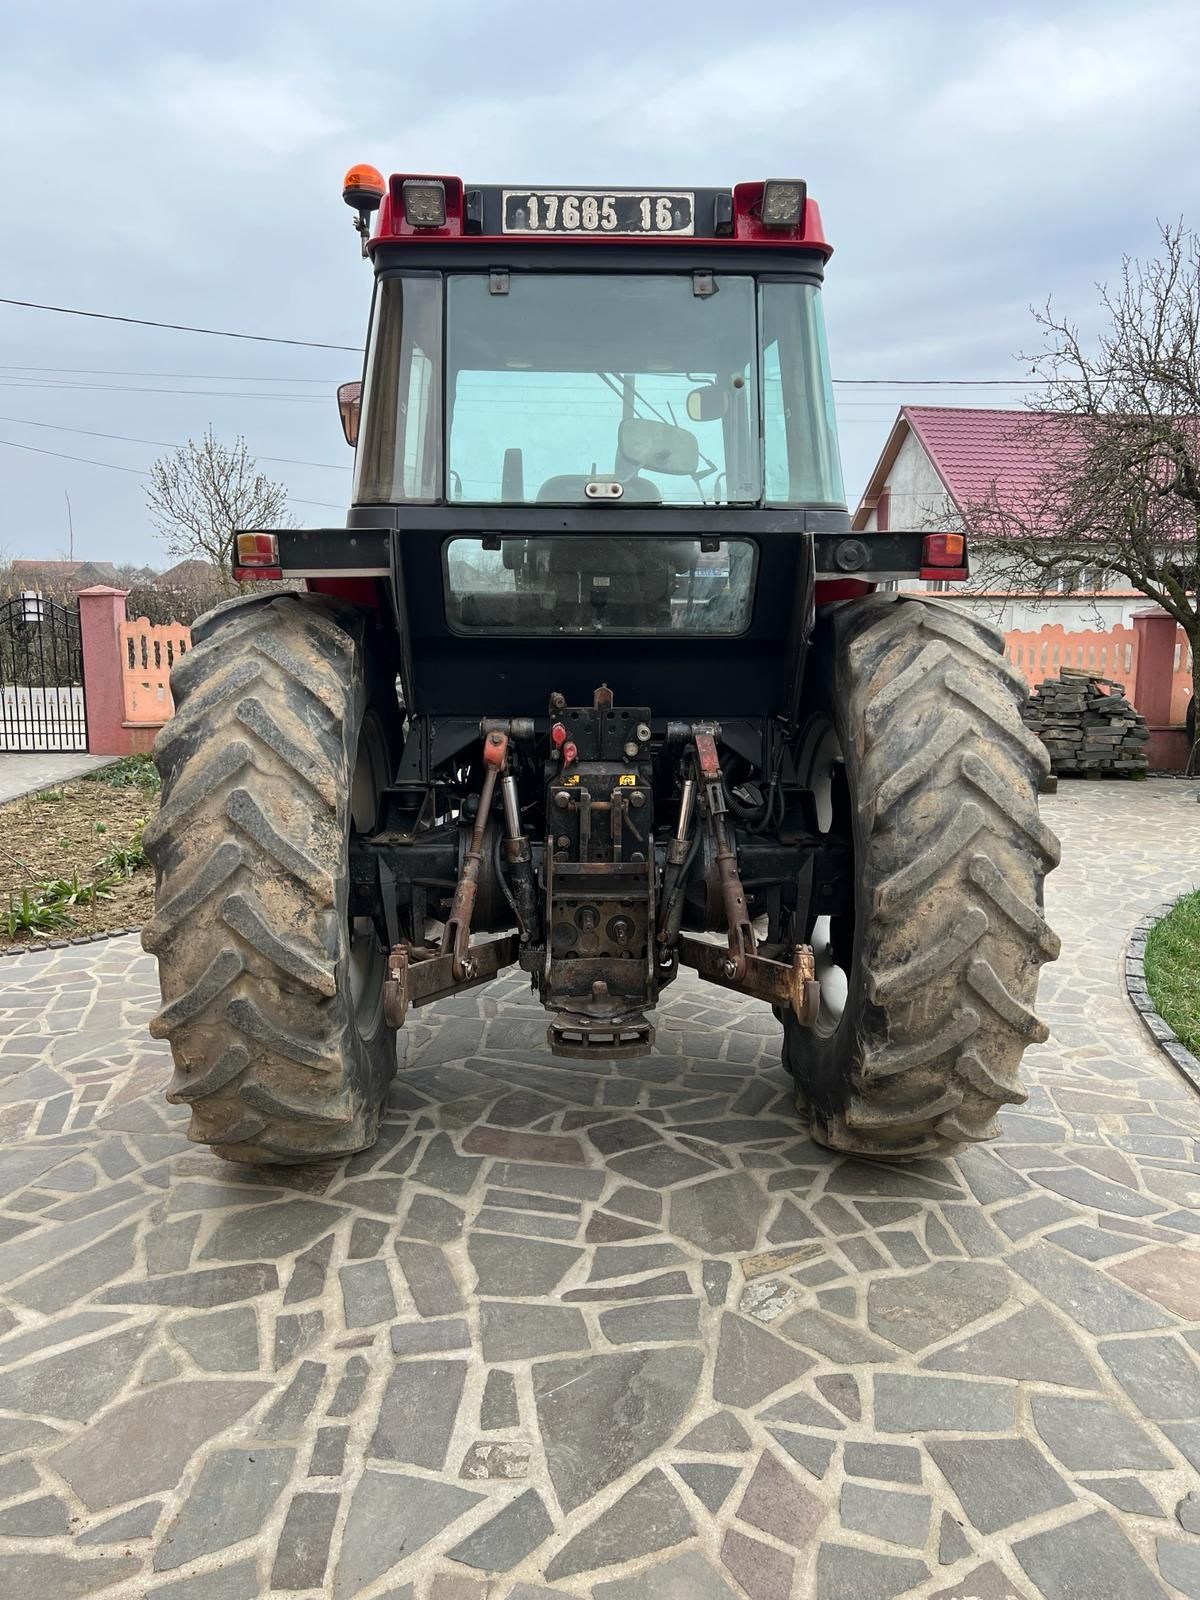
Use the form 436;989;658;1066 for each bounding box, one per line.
142;169;1060;1166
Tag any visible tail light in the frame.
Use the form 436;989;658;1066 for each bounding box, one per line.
234;533;281;582
921;532;967;581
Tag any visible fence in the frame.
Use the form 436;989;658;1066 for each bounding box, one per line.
119;617;191;725
0;592;87;752
68;588;1198;766
77;587;193;757
1003;620;1193;726
0;686;86;752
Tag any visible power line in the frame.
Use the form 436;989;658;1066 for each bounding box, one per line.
832;377;1045;387
0;414;350;471
0;296;1052;386
1;299;1053;390
0;296;358;351
0;437;345;510
0;364;343;383
0;373;1039;405
0;436;148;475
0;378;326;402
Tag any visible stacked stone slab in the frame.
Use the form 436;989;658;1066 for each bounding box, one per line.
1022;668;1151;774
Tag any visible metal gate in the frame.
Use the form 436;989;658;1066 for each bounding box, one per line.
0;593;87;752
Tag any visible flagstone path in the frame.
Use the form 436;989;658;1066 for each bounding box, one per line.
0;779;1198;1600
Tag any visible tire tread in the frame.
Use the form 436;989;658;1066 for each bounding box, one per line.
142;593;393;1163
786;592;1059;1158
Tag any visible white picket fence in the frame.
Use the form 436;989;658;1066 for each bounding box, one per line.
0;685;87;752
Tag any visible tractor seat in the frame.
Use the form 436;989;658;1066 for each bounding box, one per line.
536;474;662;504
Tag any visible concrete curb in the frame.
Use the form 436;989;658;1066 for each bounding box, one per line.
1126;896;1200;1097
1;925;143;961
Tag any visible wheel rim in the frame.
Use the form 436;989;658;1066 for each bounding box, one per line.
798;716;854;1038
348;714;387;1035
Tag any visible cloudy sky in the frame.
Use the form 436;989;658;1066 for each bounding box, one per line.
3;0;1199;566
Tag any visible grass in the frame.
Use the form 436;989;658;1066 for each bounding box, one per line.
3;860;127;939
1145;889;1200;1055
84;754;160;793
98;830;147;878
3;889;70;938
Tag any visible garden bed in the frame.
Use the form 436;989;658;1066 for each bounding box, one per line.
1145;889;1200;1055
0;756;159;946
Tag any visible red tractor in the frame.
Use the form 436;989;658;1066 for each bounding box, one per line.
143;168;1059;1166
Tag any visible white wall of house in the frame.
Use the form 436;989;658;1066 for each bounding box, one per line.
862;431;952;533
863;429;1147;626
942;593;1149;631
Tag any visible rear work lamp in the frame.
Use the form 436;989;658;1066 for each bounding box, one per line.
760;180;807;228
402;179;447;228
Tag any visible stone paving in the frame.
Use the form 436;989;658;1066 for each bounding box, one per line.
0;780;1198;1600
0;752;117;804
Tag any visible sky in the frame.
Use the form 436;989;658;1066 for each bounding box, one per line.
2;0;1199;567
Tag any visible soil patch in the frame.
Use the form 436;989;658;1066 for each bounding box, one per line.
0;764;159;947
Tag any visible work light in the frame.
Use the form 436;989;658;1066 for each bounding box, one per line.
760;180;806;228
402;180;447;228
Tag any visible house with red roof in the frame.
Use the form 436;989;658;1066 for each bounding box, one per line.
853;407;1144;630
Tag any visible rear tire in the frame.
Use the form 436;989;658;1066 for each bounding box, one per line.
142;592;397;1164
783;593;1061;1159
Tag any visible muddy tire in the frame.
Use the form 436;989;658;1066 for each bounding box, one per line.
783;593;1061;1159
142;593;396;1164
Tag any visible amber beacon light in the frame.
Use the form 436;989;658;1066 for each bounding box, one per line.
343;163;386;254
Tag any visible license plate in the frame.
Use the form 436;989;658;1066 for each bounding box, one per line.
501;189;695;236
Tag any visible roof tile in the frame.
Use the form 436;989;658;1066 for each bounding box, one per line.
902;406;1073;514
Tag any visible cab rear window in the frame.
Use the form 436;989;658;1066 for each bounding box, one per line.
444;536;756;635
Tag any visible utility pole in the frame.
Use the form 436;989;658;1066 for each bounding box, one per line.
64;491;74;562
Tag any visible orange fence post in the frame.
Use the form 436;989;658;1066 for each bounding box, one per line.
119;616;190;726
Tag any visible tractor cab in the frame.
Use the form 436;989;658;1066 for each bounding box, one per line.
288;174;877;727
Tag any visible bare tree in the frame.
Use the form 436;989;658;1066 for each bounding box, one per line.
961;222;1200;766
145;428;291;594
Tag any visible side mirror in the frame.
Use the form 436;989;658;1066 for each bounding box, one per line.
687;384;728;423
617;417;700;476
337;381;361;448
